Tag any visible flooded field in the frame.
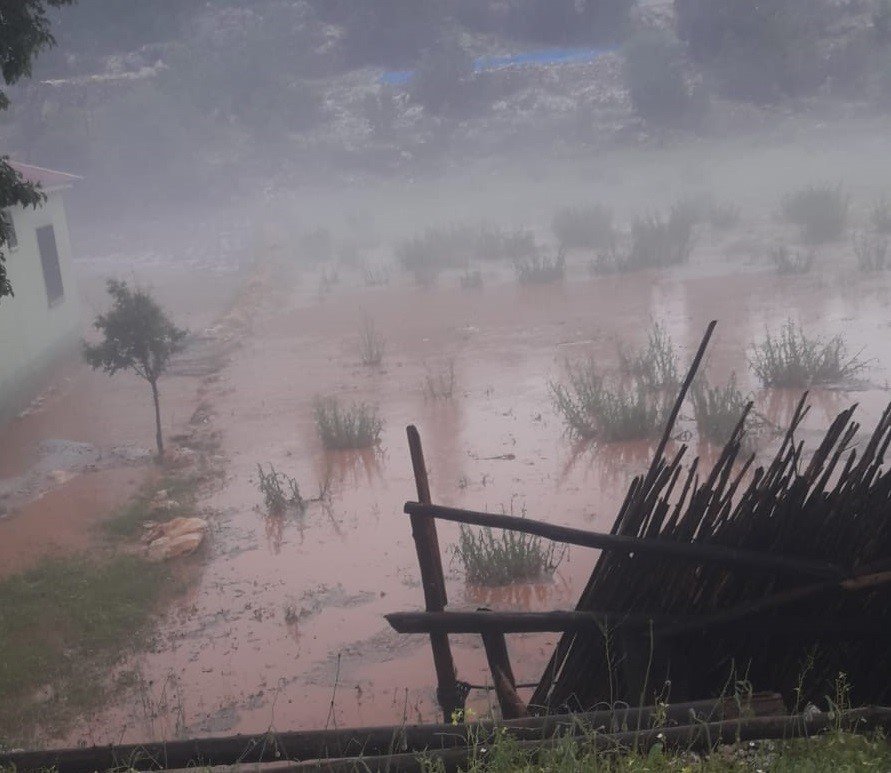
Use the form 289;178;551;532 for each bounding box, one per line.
26;240;886;745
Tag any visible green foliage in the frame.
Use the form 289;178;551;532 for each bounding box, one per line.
692;374;751;445
623;30;706;128
619;323;680;391
83;279;187;456
454;514;566;586
514;250;566;284
551;205;614;251
256;464;304;515
0;1;75;301
358;317;386;367
314;397;383;449
854;232;889;271
781;184;849;244
0;554;167;743
419;727;891;770
770;244;813;274
104;473;198;538
552;360;668;442
675;0;833;101
0;159;45;302
750;320;866;387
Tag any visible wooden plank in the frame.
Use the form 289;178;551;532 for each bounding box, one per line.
403;502;842;578
406;425;461;722
0;694;785;772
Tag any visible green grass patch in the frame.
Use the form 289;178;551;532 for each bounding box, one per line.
454;514;566;586
103;473;199;539
418;728;891;771
750;320;866;387
0;554;170;744
314;397;383;449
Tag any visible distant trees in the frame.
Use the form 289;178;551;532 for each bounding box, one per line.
83;280;187;458
674;0;832;102
623;30;707;128
0;0;75;304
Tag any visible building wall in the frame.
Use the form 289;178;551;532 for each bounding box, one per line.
0;190;81;421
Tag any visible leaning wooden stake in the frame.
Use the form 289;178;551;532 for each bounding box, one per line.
479;609;528;719
406;425;461;721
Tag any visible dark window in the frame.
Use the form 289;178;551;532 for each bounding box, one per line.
36;224;64;306
1;210;17;250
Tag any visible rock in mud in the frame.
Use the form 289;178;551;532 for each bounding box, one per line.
145;517;208;561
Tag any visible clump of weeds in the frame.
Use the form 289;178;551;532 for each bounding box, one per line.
452;502;566;586
618;322;680;390
362;265;390;287
256;464;305;515
691;373;752;446
314;397;383;449
750;320;867;387
358;317;385;367
781;183;849;243
770;244;813;274
853;232;888;271
551;360;668;442
459;267;483;289
423;359;456;400
514;249;566;284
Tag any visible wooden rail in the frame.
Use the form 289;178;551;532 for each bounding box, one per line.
403;501;843;578
0;694;786;772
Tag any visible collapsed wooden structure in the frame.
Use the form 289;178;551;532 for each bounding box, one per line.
388;320;891;721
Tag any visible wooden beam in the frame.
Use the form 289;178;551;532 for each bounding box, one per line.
387;609;675;634
403;501;843;578
0;694;786;772
406;425;461;722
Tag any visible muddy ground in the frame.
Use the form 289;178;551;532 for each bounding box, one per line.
3;123;891;746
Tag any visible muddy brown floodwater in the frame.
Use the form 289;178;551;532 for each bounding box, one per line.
51;251;891;746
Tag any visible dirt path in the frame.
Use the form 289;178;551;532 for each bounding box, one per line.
55;249;891;746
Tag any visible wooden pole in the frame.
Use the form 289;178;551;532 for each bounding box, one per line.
478;608;528;719
406;425;461;721
403;502;842;578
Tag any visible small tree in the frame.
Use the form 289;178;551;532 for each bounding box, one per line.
83;279;187;458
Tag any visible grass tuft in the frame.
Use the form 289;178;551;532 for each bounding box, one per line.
781;183;849;244
358;317;385;367
514;250;566;284
314;397;383;449
691;373;751;445
750;320;866;387
853;232;888;271
453;504;566;586
552;361;668;442
618;323;680;391
770;244;813;274
460;268;483;289
423;360;456;400
708;201;741;230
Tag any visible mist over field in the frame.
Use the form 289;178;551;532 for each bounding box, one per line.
4;0;891;759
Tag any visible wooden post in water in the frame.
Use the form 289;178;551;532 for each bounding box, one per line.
479;608;528;719
406;425;461;721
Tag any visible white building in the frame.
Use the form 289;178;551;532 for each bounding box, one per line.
0;162;82;421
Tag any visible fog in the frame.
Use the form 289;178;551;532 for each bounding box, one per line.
3;0;891;756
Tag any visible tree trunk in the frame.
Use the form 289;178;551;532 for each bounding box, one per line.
150;378;164;459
